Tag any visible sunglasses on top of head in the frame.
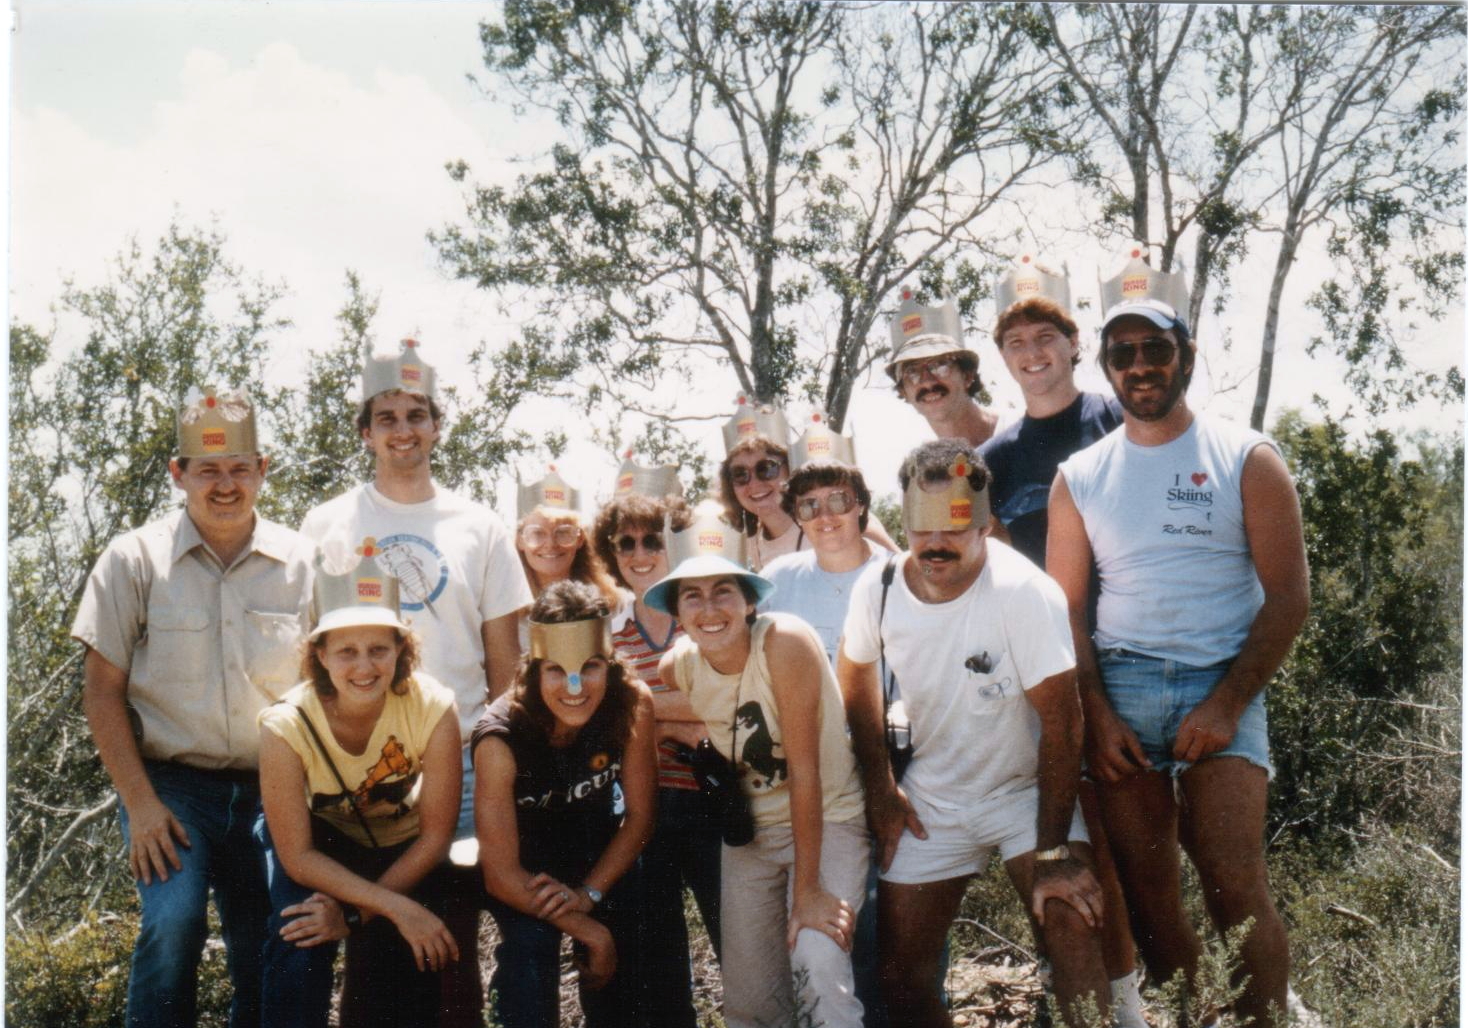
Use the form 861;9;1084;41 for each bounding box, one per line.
1105;336;1178;372
728;457;785;487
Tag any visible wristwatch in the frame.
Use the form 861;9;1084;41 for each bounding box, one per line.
582;885;604;906
341;903;363;932
1033;845;1071;862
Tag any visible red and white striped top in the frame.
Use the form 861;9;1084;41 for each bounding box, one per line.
612;614;697;791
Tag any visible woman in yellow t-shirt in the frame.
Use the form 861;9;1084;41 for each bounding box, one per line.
256;554;462;1028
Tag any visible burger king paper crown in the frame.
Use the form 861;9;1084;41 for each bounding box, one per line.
888;288;967;354
901;455;990;534
614;450;683;499
665;500;747;567
517;466;581;519
789;410;856;469
362;337;437;402
177;386;259;458
528;614;613;694
311;539;402;632
722;396;791;453
994;253;1071;314
1099;244;1190;319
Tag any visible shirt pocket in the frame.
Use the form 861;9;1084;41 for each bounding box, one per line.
963;648;1020;716
144;605;213;679
244;609;305;697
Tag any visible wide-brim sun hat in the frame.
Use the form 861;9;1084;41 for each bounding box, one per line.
308;605;410;643
643;554;775;616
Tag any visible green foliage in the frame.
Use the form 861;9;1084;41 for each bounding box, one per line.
1268;411;1462;843
439;1;1074;444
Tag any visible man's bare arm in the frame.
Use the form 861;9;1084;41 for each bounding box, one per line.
481;610;525;701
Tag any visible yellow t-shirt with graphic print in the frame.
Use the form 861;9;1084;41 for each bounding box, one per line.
259;673;455;848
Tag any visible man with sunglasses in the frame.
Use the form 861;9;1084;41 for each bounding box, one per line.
299;339;532;1025
1048;275;1309;1028
887;288;1001;447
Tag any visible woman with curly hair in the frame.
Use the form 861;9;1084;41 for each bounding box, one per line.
472;579;658;1028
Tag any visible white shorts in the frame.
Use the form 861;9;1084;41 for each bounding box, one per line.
880;785;1088;885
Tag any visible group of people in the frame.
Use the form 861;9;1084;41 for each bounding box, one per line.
73;245;1309;1028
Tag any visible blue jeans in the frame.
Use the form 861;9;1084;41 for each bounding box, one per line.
117;761;269;1028
487;863;650;1028
255;816;442;1028
1098;648;1274;777
628;787;725;1028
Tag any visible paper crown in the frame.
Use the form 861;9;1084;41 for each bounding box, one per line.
722;396;791;453
363;337;437;401
528;614;613;695
177;386;259;458
789;410;856;469
995;254;1071;315
517;466;581;519
310;539;405;640
1099;244;1190;322
885;288;973;378
613;450;683;499
901;456;991;533
665;500;747;568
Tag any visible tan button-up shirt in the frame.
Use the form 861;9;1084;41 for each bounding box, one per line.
72;509;314;770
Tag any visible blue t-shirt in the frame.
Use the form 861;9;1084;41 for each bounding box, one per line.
761;546;888;667
980;391;1122;567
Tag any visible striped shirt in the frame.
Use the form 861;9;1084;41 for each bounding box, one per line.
612;613;697;791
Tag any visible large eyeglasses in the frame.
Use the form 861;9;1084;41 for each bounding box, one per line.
1105;337;1178;372
520;523;581;548
728;457;785;487
794;490;857;523
900;356;960;385
615;532;665;555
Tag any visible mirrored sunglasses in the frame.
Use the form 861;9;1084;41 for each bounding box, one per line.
794;490;857;523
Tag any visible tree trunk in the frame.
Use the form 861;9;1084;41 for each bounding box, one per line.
1252;219;1303;430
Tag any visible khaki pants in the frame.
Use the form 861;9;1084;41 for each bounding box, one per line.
720;819;870;1028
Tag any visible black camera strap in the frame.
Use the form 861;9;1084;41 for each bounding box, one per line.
288;702;381;850
878;553;898;721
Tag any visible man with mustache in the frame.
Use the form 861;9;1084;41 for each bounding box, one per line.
837;439;1110;1028
72;386;313;1028
887;289;1001;447
1048;254;1309;1028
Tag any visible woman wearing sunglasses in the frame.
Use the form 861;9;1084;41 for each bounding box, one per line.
590;485;720;1026
472;580;658;1028
648;502;869;1028
720;433;895;573
516;470;622;639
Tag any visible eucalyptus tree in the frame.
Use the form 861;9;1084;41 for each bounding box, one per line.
434;0;1076;437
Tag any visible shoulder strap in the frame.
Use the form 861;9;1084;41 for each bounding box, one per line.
289;703;380;850
878;554;899;715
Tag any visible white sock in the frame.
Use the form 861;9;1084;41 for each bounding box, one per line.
1109;970;1148;1028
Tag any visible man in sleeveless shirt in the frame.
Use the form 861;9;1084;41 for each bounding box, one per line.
72;386;313;1028
1048;252;1309;1028
299;339;532;1025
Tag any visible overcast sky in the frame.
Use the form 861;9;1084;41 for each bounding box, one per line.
9;1;1464;521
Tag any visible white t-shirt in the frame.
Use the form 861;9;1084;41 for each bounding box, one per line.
762;545;887;666
300;482;532;740
1058;413;1275;666
841;540;1075;813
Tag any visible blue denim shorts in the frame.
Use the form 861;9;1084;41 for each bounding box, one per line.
1097;649;1273;779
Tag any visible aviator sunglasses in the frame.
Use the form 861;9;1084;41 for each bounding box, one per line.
615;532;665;555
1105;336;1178;372
520;523;581;548
900;356;960;385
728;457;786;487
794;490;857;523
